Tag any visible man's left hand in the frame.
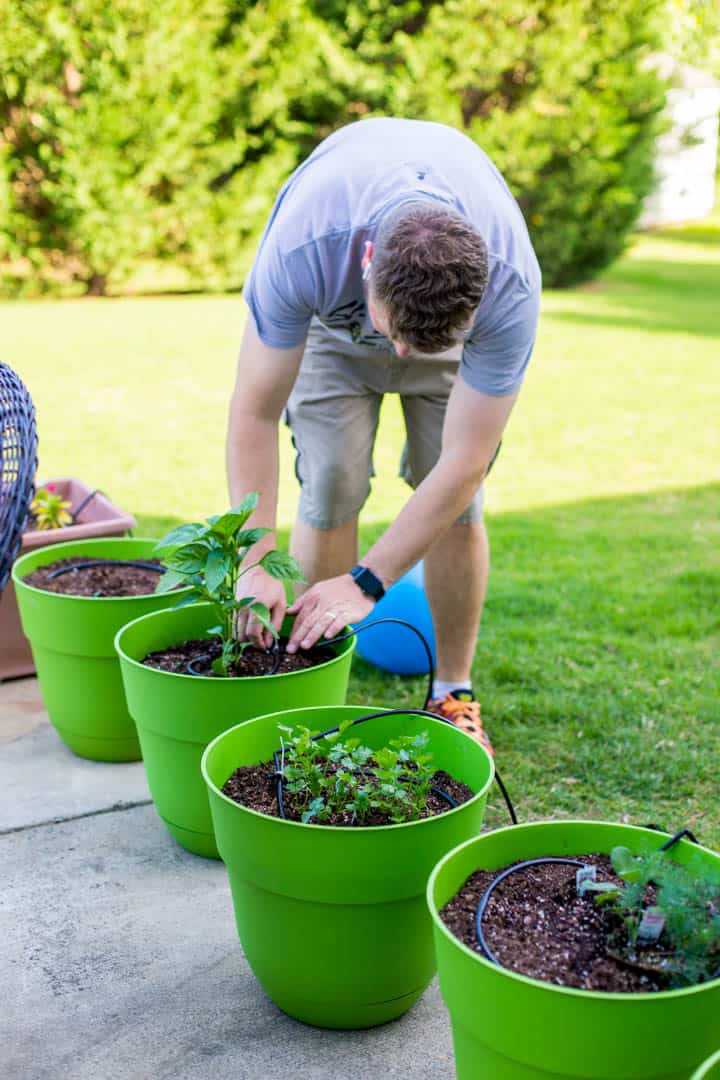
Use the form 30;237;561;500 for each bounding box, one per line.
286;574;374;653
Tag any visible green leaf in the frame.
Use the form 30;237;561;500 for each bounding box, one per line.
611;846;643;883
582;881;621;897
165;542;209;575
259;550;305;583
154;523;207;553
594;889;623;906
247;600;276;637
234;527;271;548
208;494;259;539
222;596;255;612
206;548;231;594
154;569;185;594
173;591;204;609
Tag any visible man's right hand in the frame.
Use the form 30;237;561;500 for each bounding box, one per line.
235;565;289;649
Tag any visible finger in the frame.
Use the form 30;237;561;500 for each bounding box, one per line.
246;613;267;649
298;621;324;651
233;610;249;642
287;602;320;653
323;612;348;639
299;610;336;651
268;598;287;650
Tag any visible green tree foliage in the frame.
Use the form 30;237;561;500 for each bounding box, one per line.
0;0;667;294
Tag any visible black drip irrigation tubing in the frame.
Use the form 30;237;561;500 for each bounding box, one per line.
48;558;165;596
473;826;713;973
185;616;517;824
272;708;462;822
70;487;103;523
48;559;165;579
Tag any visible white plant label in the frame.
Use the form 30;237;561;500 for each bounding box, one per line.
576;865;597;895
637;906;666;944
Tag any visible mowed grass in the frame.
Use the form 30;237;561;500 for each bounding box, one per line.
4;210;719;845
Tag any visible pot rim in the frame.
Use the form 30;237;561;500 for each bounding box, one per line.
692;1048;720;1078
201;704;494;833
114;602;356;682
12;536;189;603
427;818;720;1002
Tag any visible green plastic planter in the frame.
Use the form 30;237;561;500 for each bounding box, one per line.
427;821;720;1080
693;1051;720;1080
12;537;184;761
115;604;355;859
201;704;494;1029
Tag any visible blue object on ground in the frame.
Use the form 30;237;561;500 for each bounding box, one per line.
354;562;437;675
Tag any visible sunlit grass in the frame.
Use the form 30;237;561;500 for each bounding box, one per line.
4;208;719;845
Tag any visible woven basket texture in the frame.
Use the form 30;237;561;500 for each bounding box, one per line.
0;363;37;590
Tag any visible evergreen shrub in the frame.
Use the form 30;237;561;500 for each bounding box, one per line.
0;0;667;294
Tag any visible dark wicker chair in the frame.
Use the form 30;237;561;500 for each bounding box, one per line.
0;363;37;590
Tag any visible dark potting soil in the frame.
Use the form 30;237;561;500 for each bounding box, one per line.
440;855;670;993
222;761;474;826
24;557;165;597
141;636;334;677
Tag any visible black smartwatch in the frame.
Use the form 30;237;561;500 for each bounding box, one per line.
349;564;386;602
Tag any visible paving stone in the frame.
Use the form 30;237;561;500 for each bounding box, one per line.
0;677;150;833
1;804;454;1080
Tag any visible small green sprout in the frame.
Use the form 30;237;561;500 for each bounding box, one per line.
582;845;720;987
153;492;305;676
277;718;436;825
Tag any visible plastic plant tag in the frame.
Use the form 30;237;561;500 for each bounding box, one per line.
576;864;597;895
637;906;666;944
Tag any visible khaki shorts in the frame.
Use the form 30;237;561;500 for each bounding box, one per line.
285;319;489;529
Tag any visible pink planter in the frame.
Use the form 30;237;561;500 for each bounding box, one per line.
0;479;136;680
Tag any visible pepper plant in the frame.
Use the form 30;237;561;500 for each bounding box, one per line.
582;846;720;987
277;718;435;825
154;493;304;675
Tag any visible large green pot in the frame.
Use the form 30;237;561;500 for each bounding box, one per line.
692;1051;720;1080
427;821;720;1080
12;537;184;762
201;704;494;1029
116;604;355;859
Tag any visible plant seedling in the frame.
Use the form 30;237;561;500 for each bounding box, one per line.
278;717;436;825
153;492;305;675
581;845;720;987
30;484;73;530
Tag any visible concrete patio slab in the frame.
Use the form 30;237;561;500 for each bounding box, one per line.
1;803;454;1080
0;677;150;833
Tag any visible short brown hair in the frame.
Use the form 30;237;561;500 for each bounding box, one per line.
371;203;488;352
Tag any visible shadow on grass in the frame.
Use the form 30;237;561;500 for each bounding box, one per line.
637;220;720;247
547;258;720;339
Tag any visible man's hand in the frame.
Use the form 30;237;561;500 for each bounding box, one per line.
286;574;374;653
236;566;289;649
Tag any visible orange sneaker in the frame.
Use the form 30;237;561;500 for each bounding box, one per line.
426;690;494;756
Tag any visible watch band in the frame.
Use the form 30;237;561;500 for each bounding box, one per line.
349;564;386;602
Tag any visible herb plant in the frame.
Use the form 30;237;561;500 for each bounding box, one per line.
582;846;720;987
154;493;304;676
30;484;73;530
277;718;435;825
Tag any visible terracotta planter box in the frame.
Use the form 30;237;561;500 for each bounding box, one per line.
0;479;136;680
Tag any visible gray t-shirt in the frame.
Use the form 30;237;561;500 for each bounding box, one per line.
244;118;541;396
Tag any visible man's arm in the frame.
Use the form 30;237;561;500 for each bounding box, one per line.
227;318;304;644
286;378;517;651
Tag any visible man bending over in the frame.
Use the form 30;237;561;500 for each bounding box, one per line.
226;117;541;753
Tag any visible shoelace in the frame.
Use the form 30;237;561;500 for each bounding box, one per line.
429;695;494;756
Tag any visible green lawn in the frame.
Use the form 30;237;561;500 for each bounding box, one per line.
4;212;719;845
